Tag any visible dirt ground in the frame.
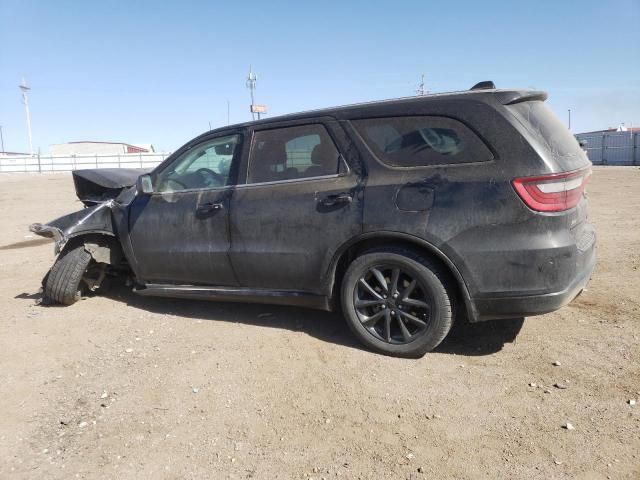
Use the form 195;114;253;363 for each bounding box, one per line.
0;167;638;479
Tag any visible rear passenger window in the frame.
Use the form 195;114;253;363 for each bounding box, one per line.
248;124;341;183
352;116;493;167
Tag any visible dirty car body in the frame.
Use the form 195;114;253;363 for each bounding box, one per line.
31;83;596;357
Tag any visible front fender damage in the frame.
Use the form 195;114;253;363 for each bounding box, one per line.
30;201;116;255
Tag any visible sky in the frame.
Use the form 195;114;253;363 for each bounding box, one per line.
0;0;639;154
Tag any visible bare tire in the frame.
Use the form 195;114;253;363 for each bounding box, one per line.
341;248;453;358
44;245;92;305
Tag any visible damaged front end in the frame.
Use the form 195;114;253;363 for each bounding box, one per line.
30;167;145;253
72;168;148;206
30;201;117;254
30;169;141;303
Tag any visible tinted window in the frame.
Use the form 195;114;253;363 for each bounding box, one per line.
508;101;589;171
248;124;340;183
352;116;493;167
155;134;240;192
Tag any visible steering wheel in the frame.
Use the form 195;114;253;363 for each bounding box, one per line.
196;167;225;187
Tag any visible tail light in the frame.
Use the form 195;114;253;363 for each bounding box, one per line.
512;167;591;212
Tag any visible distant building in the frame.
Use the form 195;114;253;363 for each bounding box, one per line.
0;150;31;157
50;141;155;156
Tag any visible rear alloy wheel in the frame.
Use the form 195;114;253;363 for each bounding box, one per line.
341;248;453;357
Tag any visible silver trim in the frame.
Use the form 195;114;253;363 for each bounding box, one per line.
235;173;345;189
151;184;235;196
149;153;351;193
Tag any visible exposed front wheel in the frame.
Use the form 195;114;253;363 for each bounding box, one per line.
341;248;453;357
44;245;93;305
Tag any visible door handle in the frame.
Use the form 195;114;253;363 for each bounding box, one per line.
196;202;224;214
318;192;353;207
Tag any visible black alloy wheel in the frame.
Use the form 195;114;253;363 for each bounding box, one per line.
341;248;453;357
354;265;431;344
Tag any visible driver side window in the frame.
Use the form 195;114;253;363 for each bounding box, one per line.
155;134;241;193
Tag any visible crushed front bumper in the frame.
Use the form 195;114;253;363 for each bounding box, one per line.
30;223;65;254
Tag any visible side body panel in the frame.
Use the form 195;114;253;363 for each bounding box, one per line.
228;119;365;293
338;97;594;320
124;129;247;285
127;187;238;285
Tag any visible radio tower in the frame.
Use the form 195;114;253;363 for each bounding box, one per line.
415;74;428;96
246;66;258;120
19;78;34;155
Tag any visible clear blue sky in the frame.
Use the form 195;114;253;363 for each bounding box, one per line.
1;0;639;153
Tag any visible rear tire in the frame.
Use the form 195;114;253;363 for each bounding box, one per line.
341;247;453;357
44;245;92;305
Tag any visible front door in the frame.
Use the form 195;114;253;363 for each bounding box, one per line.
128;133;242;285
229;121;362;292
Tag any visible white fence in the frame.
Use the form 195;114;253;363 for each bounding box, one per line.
0;152;171;173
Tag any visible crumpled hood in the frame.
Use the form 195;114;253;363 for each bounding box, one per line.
72;168;149;205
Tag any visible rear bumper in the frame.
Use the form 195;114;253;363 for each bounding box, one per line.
470;225;596;321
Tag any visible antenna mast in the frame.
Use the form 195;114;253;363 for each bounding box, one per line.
19;78;34;155
246;66;258;120
415;74;428;96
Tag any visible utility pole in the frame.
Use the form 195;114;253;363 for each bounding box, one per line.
415;74;428;96
19;78;34;155
0;125;5;152
246;66;257;120
246;67;267;120
568;109;571;130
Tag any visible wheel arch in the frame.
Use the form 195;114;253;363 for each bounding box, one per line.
61;232;124;266
326;232;478;322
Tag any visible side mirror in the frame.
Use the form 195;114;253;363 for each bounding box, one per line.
137;174;154;195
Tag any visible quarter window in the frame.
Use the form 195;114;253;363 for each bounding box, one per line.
248;124;341;183
352;116;493;167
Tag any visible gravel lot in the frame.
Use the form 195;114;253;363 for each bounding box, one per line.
0;167;638;479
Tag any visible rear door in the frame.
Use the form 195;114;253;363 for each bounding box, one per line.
229;120;362;292
128;132;243;285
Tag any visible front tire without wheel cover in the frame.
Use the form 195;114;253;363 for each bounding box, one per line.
341;248;453;357
44;244;92;305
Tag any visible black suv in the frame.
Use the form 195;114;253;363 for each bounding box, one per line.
31;83;596;357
